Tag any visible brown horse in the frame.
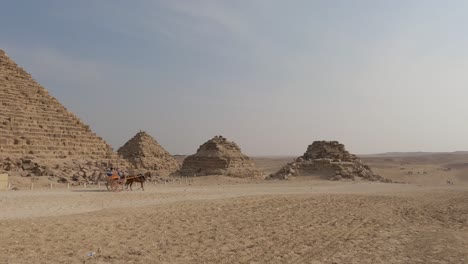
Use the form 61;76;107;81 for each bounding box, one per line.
125;174;146;191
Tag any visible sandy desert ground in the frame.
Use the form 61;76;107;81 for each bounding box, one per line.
1;154;468;264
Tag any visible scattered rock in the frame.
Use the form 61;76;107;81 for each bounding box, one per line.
71;174;80;181
57;177;68;183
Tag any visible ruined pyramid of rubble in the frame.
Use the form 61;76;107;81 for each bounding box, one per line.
270;141;390;182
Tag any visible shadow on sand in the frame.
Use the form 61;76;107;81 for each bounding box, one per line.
70;189;109;193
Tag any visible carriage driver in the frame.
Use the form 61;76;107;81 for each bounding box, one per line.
116;168;124;178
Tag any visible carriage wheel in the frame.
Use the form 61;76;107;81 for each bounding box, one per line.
110;180;123;192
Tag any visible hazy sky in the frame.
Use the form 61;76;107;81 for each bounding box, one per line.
2;0;468;156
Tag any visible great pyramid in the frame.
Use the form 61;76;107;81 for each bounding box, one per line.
269;141;390;182
0;49;125;180
117;131;180;176
178;135;263;178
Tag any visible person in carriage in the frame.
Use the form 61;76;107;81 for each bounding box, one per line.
116;168;125;179
105;167;125;179
106;167;114;177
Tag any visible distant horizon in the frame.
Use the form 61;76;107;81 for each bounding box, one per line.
109;128;468;157
254;150;468;156
171;151;468;157
2;1;468;156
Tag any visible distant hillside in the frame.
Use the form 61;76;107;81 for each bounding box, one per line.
173;155;187;163
361;151;468;165
360;151;468;158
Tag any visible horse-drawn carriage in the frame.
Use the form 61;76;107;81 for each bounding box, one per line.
105;174;125;192
105;172;146;192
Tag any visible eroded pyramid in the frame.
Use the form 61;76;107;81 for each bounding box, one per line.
118;131;180;176
178;135;263;178
270;141;390;182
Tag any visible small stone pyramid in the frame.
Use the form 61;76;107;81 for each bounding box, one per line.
270;141;390;182
118;131;180;176
178;135;263;178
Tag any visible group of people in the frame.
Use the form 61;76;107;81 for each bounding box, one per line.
106;167;125;178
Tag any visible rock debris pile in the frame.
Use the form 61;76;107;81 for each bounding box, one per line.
269;141;390;182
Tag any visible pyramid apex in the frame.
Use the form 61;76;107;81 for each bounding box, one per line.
136;130;147;135
210;135;228;143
